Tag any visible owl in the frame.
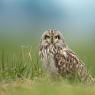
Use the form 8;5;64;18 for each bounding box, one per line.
39;29;94;84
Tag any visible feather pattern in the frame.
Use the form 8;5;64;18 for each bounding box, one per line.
39;29;95;85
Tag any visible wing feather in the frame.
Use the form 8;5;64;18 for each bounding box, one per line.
54;48;94;84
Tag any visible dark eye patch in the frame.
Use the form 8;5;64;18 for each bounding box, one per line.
44;35;50;39
55;35;60;39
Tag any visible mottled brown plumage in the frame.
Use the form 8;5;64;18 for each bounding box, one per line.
39;29;94;84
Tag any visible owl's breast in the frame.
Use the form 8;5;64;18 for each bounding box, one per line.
41;46;58;74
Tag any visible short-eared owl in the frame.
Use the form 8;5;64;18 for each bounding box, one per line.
39;29;94;84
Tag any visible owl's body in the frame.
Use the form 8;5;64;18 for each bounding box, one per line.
39;29;94;84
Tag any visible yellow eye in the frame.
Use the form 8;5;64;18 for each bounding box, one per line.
55;35;60;39
44;35;50;39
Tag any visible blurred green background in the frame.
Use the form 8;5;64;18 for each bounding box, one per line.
0;0;95;75
0;0;95;95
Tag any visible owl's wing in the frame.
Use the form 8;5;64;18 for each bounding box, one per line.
54;48;94;84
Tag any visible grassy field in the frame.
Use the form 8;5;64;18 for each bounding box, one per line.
0;77;95;95
0;41;95;95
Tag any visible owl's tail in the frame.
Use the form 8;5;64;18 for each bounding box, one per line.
76;64;95;85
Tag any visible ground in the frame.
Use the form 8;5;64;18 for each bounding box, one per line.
0;77;95;95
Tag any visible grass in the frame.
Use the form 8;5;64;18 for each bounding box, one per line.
0;77;95;95
0;42;95;95
0;45;42;81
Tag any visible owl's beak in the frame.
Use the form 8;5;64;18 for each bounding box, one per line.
51;37;53;43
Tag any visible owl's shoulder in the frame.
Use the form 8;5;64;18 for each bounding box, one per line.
55;47;84;66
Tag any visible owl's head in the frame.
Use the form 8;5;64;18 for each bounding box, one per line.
40;29;67;48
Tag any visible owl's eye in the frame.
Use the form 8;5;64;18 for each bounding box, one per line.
44;35;50;39
55;35;60;39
